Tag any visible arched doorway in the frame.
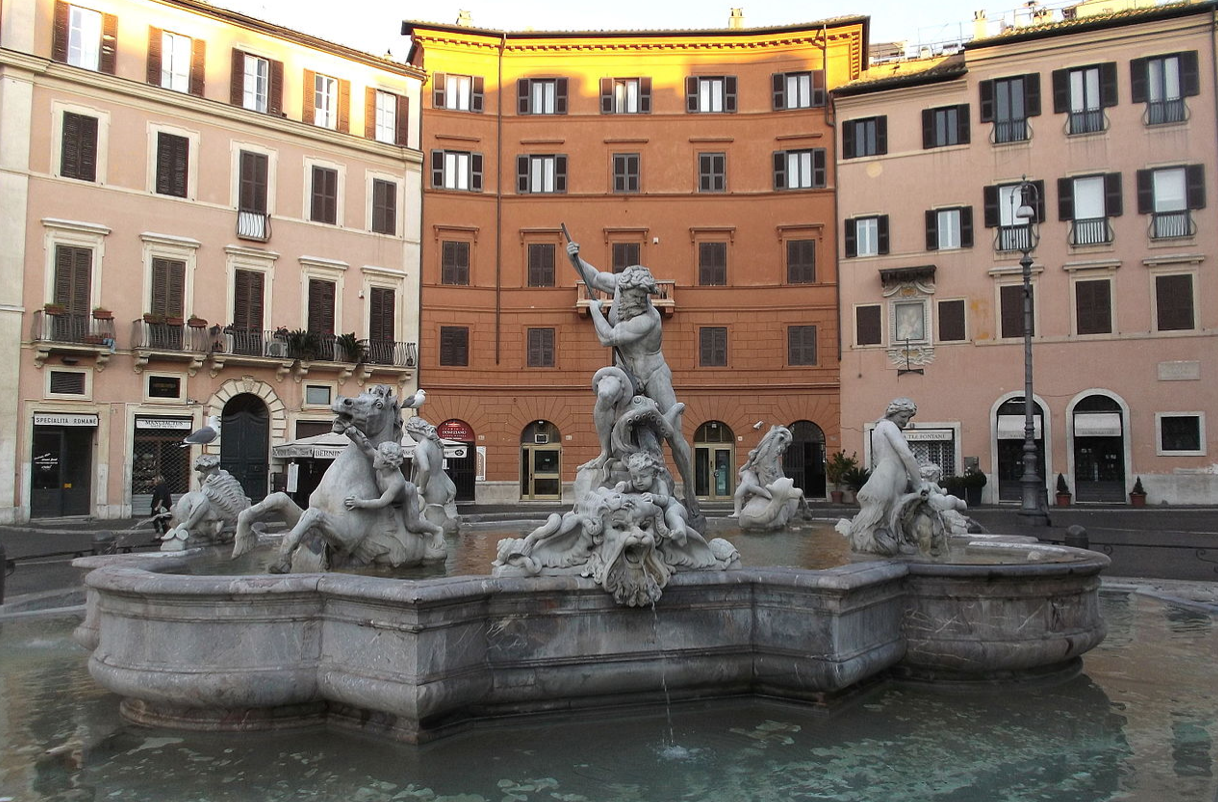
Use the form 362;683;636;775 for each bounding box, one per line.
220;393;269;502
694;421;735;500
438;419;476;502
784;420;826;499
520;421;561;500
1072;394;1126;502
995;397;1046;502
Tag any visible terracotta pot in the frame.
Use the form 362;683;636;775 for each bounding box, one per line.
187;318;207;328
1129;493;1147;508
92;310;113;320
1056;493;1072;507
829;490;844;504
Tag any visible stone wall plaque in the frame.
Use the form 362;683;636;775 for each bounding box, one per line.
1158;361;1200;381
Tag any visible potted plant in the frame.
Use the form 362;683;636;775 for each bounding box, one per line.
92;306;113;320
841;465;872;504
285;328;321;360
143;312;166;325
44;302;67;316
165;315;185;327
961;469;987;507
187;314;207;328
825;450;857;503
1129;477;1147;507
1055;473;1072;506
335;332;366;364
942;475;966;498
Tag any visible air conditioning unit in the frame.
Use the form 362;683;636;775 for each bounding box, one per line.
534;434;549;444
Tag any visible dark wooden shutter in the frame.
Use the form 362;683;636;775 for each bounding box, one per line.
1031;179;1046;222
528;244;555;286
1136;169;1154;214
337;79;351;132
155;133;189;197
1104;173;1123;217
233;269;264;330
151;258;185;317
470;153;483;191
877;215;890;255
190;37;205;96
517;155;529;193
938;300;966;342
472;76;484;112
1076;279;1111;335
268;59;284;115
1057;177;1075;221
1186;164;1206;209
699;327;727;366
1100;62;1118;107
147;26;163;85
844;219;857;258
99;13;118;74
639;78;651;113
439;326;468;366
1156;274;1194;330
431;150;444;188
960;206;974;247
230;49;245;105
956;104;971;143
310;166;337;223
979;79;994;122
442;241;469;285
983;184;1000;227
813;149;826;187
1130;58;1148;103
369;287;395;343
303;69;316;122
699;242;726;285
925;210;939;250
1000;284;1032;338
396;94;410;145
372;179;396;235
53;1;70;62
772;73;785;110
239;151;267;213
61;111;98;181
433;72;447;107
1024;73;1041;116
786;239;816;283
600;77;613;113
685;76;698;112
772;151;786;190
54;245;91;314
876;116;888;154
527;328;554;367
812;69;826;106
554;155;567;193
364;87;377;138
1051;69;1068;114
787;325;816;365
921;109;934;149
1180;50;1200;97
842;121;856;158
517;78;530;114
856;305;881;345
307;279;336;335
554;77;568;113
724;76;737;112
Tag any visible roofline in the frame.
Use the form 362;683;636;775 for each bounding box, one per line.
965;0;1217;50
402;16;870;42
833;61;968;97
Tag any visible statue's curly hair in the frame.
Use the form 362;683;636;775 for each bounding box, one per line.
886;397;918;418
616;264;658;295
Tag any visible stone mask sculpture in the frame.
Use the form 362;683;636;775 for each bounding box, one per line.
159;454;250;551
731;424;812;532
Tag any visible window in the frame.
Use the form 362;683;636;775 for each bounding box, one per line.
698;242;727;286
699;327;727;366
1074;277;1112;335
54;3;115;73
980;74;1040;143
150;30;195;93
788;326;817;366
612;243;640;273
925;207;973;250
244;55;268;111
53;244;92;317
842;117;887;159
686;76;737;113
439;326;469;366
773;149;826;190
698;152;726;193
304;384;332;406
313;73;339;129
441;241;470;285
1058;174;1120;246
600;78;651;113
938;299;967;342
613;153;640;193
1155;273;1195;331
999;284;1034;338
307;279;336;336
526;328;555;367
232;268;264;332
984;180;1044;251
1052;64;1116;135
310;166;338;224
1132;52;1199;125
922;104;970;148
517;154;567;194
60;111;98;182
368;287;395;348
527;244;555;287
371;179;396;235
844;215;888;258
1137;165;1204;239
434;72;483;112
786;239;816;284
231;51;282;114
431;150;483;192
517;78;567;115
772;70;825;109
154;132;189;198
372;90;397;144
236;150;269;241
1158;414;1203;455
856;304;882;346
49;370;88;396
150;257;185;325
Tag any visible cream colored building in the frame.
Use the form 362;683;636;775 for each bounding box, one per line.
835;3;1218;504
0;0;423;521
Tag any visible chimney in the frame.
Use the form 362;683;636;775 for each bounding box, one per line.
728;8;745;29
972;10;988;40
455;9;473;26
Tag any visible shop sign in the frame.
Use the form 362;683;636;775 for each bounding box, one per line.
903;428;954;442
34;413;98;427
438;420;474;441
136;418;193;430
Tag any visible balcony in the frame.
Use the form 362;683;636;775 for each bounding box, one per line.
575;280;676;316
1145;98;1186;126
1151;211;1194;240
1067;109;1105;136
237;211;271;242
1069;217;1113;247
992;118;1029;144
131;318;210;375
208;328;295;380
996;224;1033;253
208;328;418;384
30;310;116;369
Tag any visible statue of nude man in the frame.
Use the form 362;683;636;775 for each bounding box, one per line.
567;240;702;525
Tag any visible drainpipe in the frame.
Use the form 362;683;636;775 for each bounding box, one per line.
495;33;506;365
417;71;427;391
823;25;843;367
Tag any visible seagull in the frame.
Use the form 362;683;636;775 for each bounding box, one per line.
181;415;221;448
402;388;426;409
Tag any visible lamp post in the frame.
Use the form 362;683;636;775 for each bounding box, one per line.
1013;177;1051;526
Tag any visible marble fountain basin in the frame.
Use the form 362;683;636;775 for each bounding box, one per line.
71;531;1108;743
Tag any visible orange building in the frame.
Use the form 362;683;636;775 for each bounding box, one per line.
405;15;867;504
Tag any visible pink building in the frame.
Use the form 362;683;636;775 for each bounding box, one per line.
0;0;424;521
835;3;1218;505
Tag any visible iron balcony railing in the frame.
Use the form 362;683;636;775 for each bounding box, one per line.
1151;211;1193;240
131;320;209;352
992;118;1030;144
1145;98;1186;126
31;311;116;346
1069;217;1113;246
1067;109;1105;135
996;224;1033;252
365;340;419;368
236;211;271;242
212;329;417;368
213;328;291;359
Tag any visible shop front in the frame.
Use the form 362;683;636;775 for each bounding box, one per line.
30;412;96;518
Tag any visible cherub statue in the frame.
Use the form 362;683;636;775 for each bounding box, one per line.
404;416;459;534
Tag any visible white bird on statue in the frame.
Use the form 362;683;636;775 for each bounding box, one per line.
180;415;221;448
402;388;426;409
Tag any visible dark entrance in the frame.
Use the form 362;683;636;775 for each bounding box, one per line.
783;420;827;499
1073;395;1126;503
31;424;94;518
996;397;1047;502
220;394;269;502
438;420;476;502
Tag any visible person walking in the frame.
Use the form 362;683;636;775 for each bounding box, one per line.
150;474;172;540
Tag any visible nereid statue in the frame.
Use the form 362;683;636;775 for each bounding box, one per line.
159;454;250;551
405;416;459;535
731;425;811;532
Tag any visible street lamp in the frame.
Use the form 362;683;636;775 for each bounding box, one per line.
1013;176;1051;526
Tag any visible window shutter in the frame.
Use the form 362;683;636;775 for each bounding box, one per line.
431;150;444;188
979;79;994;122
555;155;567;193
1104;172;1123;217
813;149;826;187
639;77;651;113
1156;274;1194;331
517;78;530;114
472;76;484;112
957;104;971;144
1185;164;1206;209
229;49;244;105
983;185;999;227
812;69;826;106
365;87;377;138
369;287;394;342
1130;58;1148;103
1179;50;1200;97
1100;62;1118;107
1136;169;1154;214
147;26;162;85
724;76;737;112
61;112;98;182
686;76;698;112
99;13;118;75
517;155;529;193
1032;179;1046;222
1051;69;1068;114
53;1;69;62
842;121;855;158
396;94;409;145
337;79;351;132
772;73;785;110
925;210;939;250
1000;285;1027;338
470;152;483;191
600;78;613;113
188;37;205;96
151;258;185;317
938;300;966;342
844;219;857;258
876;116;888;154
1024;73;1041;116
772;151;786;190
307;279;335;335
440;326;468;366
1057;177;1074;221
239;151;267;213
877;215;890;255
233;269;264;331
372;180;396;235
433;72;446;107
856;305;881;345
269;59;284;115
55;245;91;313
960;206;974;247
302;69;316;123
921;108;934;149
555;77;568;113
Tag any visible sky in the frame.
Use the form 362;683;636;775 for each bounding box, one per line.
214;0;1025;61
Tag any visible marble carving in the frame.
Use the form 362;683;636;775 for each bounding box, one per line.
159;454;250;551
405;416;459;535
731;424;811;531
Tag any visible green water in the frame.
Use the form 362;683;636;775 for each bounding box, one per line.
1;591;1214;801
